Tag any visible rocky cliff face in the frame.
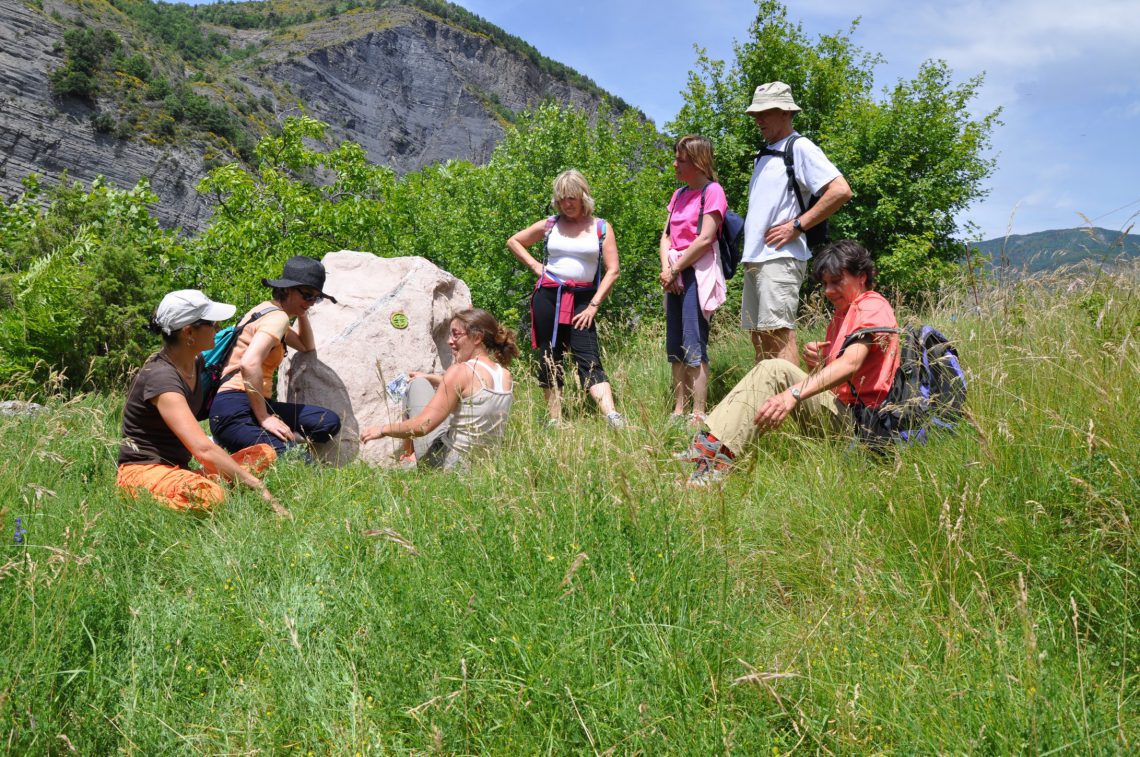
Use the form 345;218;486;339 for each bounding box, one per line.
0;0;211;230
0;2;611;231
252;8;600;173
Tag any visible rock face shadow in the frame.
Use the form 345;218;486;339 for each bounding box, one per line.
280;351;357;466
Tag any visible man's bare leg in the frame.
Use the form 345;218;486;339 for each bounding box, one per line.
751;327;798;364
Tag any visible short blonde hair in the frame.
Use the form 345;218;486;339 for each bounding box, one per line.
551;169;596;217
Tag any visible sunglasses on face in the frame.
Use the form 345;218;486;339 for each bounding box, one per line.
192;319;219;329
298;289;324;303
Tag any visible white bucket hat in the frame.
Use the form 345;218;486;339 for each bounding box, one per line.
153;289;236;334
745;81;802;114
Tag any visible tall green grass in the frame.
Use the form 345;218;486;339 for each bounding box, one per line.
1;271;1137;753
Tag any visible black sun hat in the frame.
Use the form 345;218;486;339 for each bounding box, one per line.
262;256;337;303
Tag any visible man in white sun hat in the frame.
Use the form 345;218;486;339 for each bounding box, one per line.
741;81;852;363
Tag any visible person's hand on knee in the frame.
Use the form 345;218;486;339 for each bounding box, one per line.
753;391;795;431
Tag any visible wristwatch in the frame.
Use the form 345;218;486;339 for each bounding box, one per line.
789;385;803;403
792;218;804;233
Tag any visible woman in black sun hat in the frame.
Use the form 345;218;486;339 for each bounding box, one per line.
209;256;342;458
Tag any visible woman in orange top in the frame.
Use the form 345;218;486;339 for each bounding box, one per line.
209;256;342;457
682;240;900;485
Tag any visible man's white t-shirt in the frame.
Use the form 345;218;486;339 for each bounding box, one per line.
741;133;841;264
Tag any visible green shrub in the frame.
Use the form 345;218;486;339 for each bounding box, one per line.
0;176;189;395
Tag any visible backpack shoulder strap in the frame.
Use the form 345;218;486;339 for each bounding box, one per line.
755;146;783;162
783;134;809;213
695;185;709;235
665;187;682;241
593;218;607;286
837;326;900;356
541;214;559;264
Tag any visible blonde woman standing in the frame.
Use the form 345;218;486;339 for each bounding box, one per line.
507;169;625;427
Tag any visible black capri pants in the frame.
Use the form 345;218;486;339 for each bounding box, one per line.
530;286;609;390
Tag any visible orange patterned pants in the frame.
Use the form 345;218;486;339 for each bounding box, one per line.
116;444;276;511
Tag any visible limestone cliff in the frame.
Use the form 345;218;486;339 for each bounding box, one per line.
0;0;211;229
0;1;619;231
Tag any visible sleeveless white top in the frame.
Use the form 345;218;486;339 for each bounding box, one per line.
544;222;600;281
439;358;513;467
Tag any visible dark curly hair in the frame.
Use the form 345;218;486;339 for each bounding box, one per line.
812;240;876;291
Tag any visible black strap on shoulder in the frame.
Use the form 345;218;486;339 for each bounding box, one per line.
783;134;809;213
837;327;901;357
755;136;808;213
837;326;902;405
695;184;708;235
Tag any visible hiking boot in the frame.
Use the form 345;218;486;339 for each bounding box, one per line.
672;430;719;461
686;451;733;488
605;411;626;429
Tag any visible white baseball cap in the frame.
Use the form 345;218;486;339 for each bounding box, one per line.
153;290;237;335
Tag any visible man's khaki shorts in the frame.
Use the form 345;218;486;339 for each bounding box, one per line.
740;258;808;331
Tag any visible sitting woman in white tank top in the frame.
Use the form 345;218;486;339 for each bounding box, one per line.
360;308;518;469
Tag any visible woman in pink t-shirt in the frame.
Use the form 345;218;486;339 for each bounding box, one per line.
658;135;727;425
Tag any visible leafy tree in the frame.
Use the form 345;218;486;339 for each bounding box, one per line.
193;108;673;324
669;0;999;295
192;117;394;306
49;27;120;99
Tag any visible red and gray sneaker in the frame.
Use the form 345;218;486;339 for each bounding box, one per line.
673;430;720;461
687;448;733;487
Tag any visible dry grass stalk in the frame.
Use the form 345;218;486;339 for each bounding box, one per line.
363;527;419;556
406;690;461;717
560;552;589;588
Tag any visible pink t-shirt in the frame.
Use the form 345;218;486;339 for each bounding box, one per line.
667;182;727;255
824;290;900;407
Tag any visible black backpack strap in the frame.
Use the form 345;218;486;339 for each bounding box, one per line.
665;189;677;241
693;184;709;238
783;134;809;214
594;218;606;287
541;214;559;265
836;326;901;356
836;326;901;405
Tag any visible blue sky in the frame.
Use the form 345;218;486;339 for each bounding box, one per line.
183;0;1138;241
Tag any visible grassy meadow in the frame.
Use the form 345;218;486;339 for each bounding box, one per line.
1;271;1137;754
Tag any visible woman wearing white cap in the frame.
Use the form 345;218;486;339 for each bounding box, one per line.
116;290;288;516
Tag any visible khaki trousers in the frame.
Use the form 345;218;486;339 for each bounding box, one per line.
706;359;853;455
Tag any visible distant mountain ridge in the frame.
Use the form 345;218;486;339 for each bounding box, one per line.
0;0;630;231
971;227;1140;272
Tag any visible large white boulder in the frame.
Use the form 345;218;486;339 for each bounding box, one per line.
277;251;471;466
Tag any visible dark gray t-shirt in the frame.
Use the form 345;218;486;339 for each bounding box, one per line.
118;353;204;468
